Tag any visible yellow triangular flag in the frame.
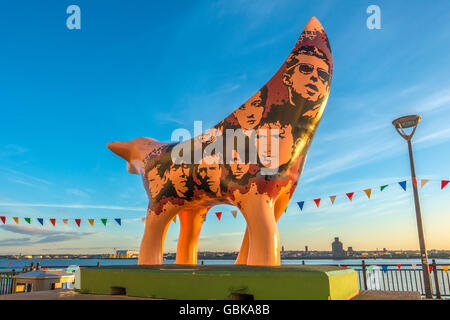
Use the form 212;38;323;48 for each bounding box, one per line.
231;210;238;219
88;219;94;227
172;216;176;224
329;195;336;204
63;219;69;226
363;189;372;199
443;265;449;275
421;179;429;188
13;217;19;224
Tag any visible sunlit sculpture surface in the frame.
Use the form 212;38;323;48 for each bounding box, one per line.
108;17;333;266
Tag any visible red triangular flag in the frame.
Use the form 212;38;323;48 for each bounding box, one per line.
341;265;347;268
313;198;321;208
412;178;417;188
442;180;450;190
346;192;354;202
215;212;222;221
429;265;433;273
50;218;56;227
397;264;401;270
75;219;81;227
0;216;5;224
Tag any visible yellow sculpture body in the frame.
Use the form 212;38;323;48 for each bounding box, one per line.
108;17;333;266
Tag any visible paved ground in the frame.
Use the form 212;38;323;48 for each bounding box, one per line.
351;290;422;300
0;289;159;300
0;289;424;300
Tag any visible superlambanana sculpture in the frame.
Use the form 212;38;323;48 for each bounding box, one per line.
108;17;333;266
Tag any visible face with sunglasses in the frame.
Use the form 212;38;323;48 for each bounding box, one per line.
284;54;330;104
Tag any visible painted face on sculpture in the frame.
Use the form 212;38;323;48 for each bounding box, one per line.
197;156;221;195
286;54;330;104
147;166;166;198
257;122;294;168
201;127;223;144
168;163;191;197
234;90;265;130
229;149;250;180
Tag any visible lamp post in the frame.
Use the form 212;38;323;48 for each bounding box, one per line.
392;115;433;299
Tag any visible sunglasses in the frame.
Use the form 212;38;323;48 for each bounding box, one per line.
288;62;330;83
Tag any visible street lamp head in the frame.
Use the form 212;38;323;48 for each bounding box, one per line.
392;115;421;141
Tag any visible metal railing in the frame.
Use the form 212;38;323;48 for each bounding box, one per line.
0;266;34;295
334;259;449;298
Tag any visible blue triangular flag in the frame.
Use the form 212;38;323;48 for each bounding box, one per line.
382;265;388;273
399;181;407;191
37;218;44;226
297;201;304;211
115;218;121;226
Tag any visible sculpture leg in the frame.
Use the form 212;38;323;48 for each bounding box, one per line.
235;192;290;265
175;207;208;264
235;230;249;265
239;196;280;266
138;208;176;265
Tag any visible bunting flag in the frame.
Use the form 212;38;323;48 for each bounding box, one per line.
141;217;146;225
412;264;416;270
0;216;5;224
429;265;433;273
367;265;374;272
421;180;429;188
88;219;94;227
37;218;44;226
412;177;417;188
215;212;222;221
297;201;304;211
231;210;238;219
329;195;336;205
24;218;31;224
172;216;176;224
442;265;449;275
442;180;450;190
346;192;354;202
363;189;372;199
75;219;81;227
380;185;388;192
399;181;407;191
115;218;121;226
397;264;401;270
340;265;347;268
284;208;287;213
63;219;69;226
50;219;56;227
101;218;107;226
382;265;388;273
313;199;321;208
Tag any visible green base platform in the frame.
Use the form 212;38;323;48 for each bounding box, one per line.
80;264;359;300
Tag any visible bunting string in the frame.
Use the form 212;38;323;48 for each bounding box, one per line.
0;178;448;227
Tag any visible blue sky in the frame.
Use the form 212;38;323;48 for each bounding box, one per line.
1;0;450;254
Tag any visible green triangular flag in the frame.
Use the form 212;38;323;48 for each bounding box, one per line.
101;219;107;226
24;217;31;224
380;185;388;192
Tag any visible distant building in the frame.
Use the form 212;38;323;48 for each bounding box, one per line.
281;246;285;252
305;246;308;253
115;250;139;259
347;247;354;256
332;237;346;258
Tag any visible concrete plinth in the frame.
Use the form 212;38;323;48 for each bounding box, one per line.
80;264;359;300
